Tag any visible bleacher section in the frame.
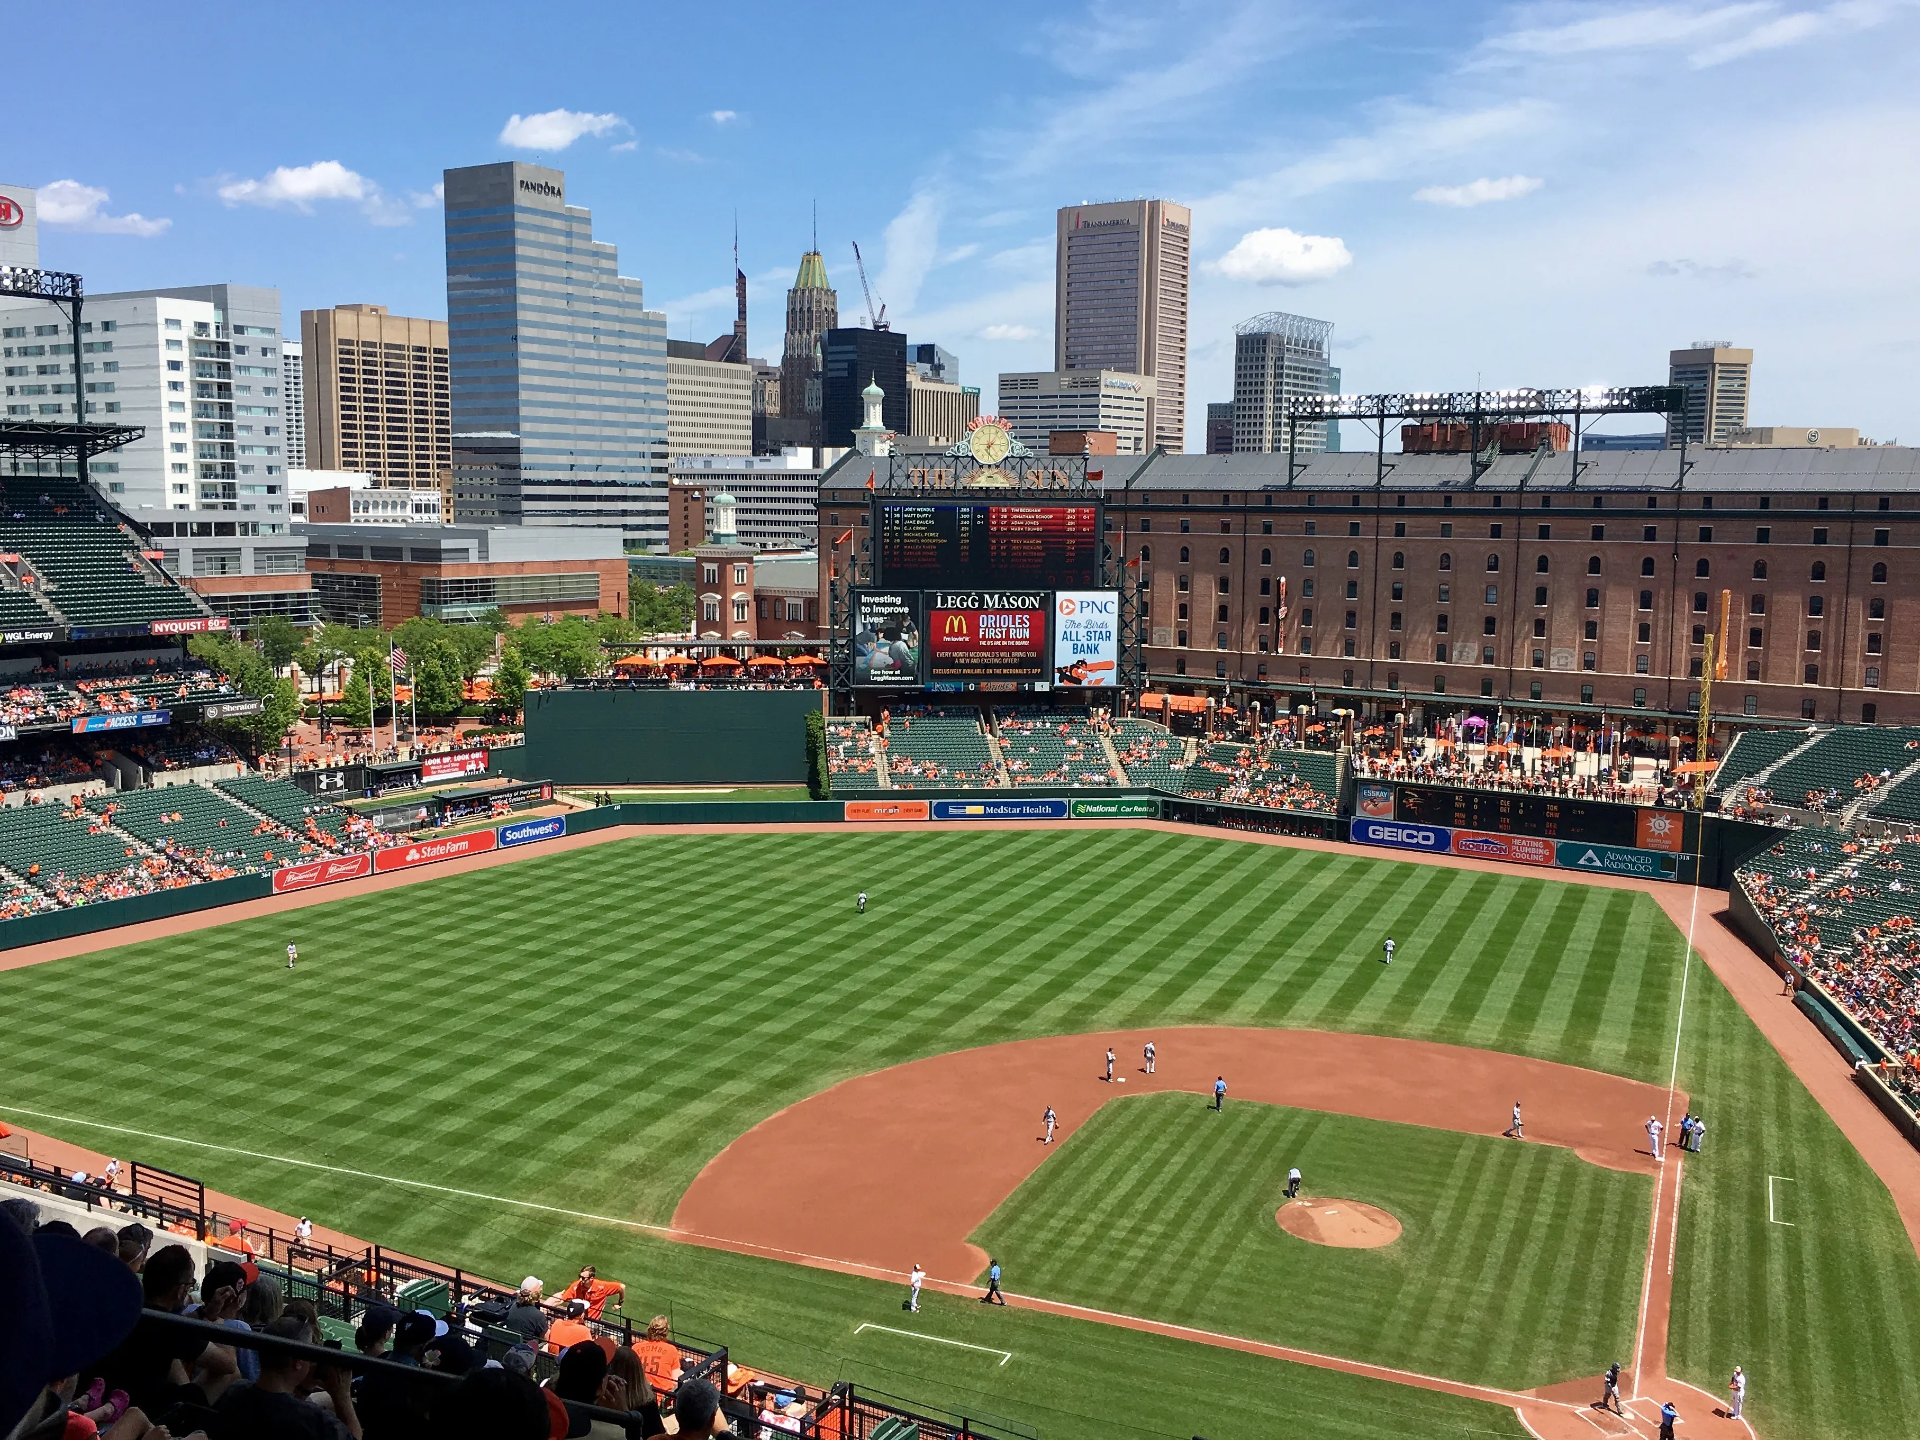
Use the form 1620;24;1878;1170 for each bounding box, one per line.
1113;719;1186;789
1241;747;1341;813
885;713;998;788
995;709;1118;786
0;475;206;625
0;665;231;738
1764;725;1920;811
825;718;883;791
220;775;355;845
1711;727;1816;793
1181;742;1250;797
0;798;185;904
1871;770;1920;825
91;785;295;876
0;584;53;630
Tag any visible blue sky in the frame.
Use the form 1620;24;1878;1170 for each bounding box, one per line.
10;0;1920;445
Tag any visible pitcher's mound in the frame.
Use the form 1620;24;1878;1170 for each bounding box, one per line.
1276;1198;1402;1248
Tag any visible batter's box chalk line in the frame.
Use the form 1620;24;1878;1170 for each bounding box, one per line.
1768;1174;1797;1226
853;1323;1013;1366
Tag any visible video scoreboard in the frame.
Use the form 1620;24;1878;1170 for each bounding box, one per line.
877;502;1101;589
1392;784;1640;847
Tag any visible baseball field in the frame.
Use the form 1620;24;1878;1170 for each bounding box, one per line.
2;825;1917;1440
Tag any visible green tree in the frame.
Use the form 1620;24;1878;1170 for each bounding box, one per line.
491;645;529;719
255;615;304;671
187;634;301;751
631;581;694;634
337;655;378;729
412;651;463;720
805;710;829;799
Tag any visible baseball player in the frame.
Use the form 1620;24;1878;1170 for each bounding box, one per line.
1105;1048;1115;1082
907;1263;925;1312
1598;1361;1623;1414
1213;1076;1227;1112
1690;1115;1706;1152
981;1259;1005;1305
1505;1102;1524;1140
857;891;867;914
1143;1040;1155;1075
1647;1115;1665;1161
1043;1106;1056;1144
1285;1167;1301;1199
1729;1366;1745;1418
286;942;297;970
1383;935;1395;965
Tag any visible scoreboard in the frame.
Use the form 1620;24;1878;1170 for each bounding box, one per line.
1393;784;1639;847
878;502;1101;588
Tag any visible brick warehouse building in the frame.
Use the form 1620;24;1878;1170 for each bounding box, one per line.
817;445;1919;725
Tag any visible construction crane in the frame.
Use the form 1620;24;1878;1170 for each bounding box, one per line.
851;241;888;331
1694;588;1731;809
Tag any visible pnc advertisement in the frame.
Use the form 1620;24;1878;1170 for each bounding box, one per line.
926;590;1049;681
1051;591;1118;687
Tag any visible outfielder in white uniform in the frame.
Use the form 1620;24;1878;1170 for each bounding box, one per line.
908;1263;925;1312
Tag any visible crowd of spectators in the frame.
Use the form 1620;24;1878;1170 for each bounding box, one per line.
1350;744;1672;805
1741;831;1920;1100
0;741;102;795
1;1190;838;1440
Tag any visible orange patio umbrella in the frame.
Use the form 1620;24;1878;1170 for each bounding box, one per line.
700;654;743;669
746;654;786;668
787;653;825;666
611;654;652;670
1674;759;1719;773
659;654;697;666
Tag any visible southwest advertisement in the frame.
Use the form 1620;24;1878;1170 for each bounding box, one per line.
852;589;923;686
926;590;1049;682
1051;591;1118;687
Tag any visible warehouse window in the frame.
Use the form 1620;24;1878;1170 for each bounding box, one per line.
1695;559;1710;577
1641;557;1656;576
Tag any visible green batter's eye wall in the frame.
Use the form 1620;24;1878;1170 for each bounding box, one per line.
494;689;821;786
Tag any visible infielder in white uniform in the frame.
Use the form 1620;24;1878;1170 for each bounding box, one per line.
1143;1040;1155;1074
1043;1106;1056;1144
1646;1115;1665;1161
907;1263;925;1312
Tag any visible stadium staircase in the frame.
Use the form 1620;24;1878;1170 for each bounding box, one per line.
1098;728;1127;779
0;475;214;628
1763;725;1920;812
1110;718;1186;790
1711;727;1820;797
983;730;1012;786
1861;755;1920;827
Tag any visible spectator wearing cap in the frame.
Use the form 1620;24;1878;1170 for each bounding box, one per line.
354;1311;441;1439
548;1342;631;1440
189;1260;258;1383
354;1309;396;1358
93;1242;241;1418
0;1214;144;1440
544;1300;594;1357
210;1312;360;1440
502;1278;549;1346
116;1222;153;1273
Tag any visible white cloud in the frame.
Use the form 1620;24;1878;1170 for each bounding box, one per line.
218;160;370;210
1483;4;1772;58
1212;228;1353;284
980;323;1038;341
610;140;638;153
36;180;169;237
1688;0;1900;66
868;190;943;325
709;109;738;124
1646;257;1757;279
498;109;625;150
1414;174;1544;207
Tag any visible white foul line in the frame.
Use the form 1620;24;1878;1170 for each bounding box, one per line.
1768;1175;1797;1226
853;1323;1012;1365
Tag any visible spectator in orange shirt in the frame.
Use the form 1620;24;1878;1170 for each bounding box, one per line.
545;1298;594;1355
555;1264;625;1319
634;1315;683;1398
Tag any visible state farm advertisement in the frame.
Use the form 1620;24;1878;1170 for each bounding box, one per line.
273;853;372;893
926;590;1049;681
372;829;498;873
420;748;489;782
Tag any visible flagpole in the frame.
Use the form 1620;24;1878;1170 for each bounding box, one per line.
389;641;400;756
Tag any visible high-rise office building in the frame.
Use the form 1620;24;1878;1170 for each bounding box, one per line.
1206;402;1234;454
3;283;288;516
907;372;979;444
1231;312;1340;455
0;183;38;269
908;343;958;385
281;339;306;470
443;162;667;537
1055;200;1190;451
1667;342;1752;447
822;328;906;449
301;305;449;490
997;370;1154;455
665;339;753;457
781;250;837;451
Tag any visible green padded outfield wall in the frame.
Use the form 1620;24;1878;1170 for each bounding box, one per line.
502;689;821;784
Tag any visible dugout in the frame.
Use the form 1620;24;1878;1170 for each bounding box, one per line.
500;688;820;785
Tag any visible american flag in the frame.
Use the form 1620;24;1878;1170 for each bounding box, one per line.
387;646;408;676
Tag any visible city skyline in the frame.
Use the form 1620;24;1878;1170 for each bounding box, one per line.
6;1;1919;448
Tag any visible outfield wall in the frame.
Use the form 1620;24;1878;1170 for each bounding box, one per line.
499;690;820;785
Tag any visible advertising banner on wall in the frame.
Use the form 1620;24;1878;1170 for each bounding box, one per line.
926;591;1049;682
272;853;372;893
844;799;931;821
1050;591;1118;686
499;815;566;847
933;797;1071;820
1555;841;1676;878
1350;817;1452;853
1355;783;1395;819
420;748;489;783
1449;829;1556;866
852;589;923;686
1634;809;1685;853
371;829;498;873
72;710;170;734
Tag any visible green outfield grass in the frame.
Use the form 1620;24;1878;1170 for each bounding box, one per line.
973;1094;1650;1391
0;827;1914;1440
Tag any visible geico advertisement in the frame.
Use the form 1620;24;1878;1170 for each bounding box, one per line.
926;591;1047;679
1051;590;1118;686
